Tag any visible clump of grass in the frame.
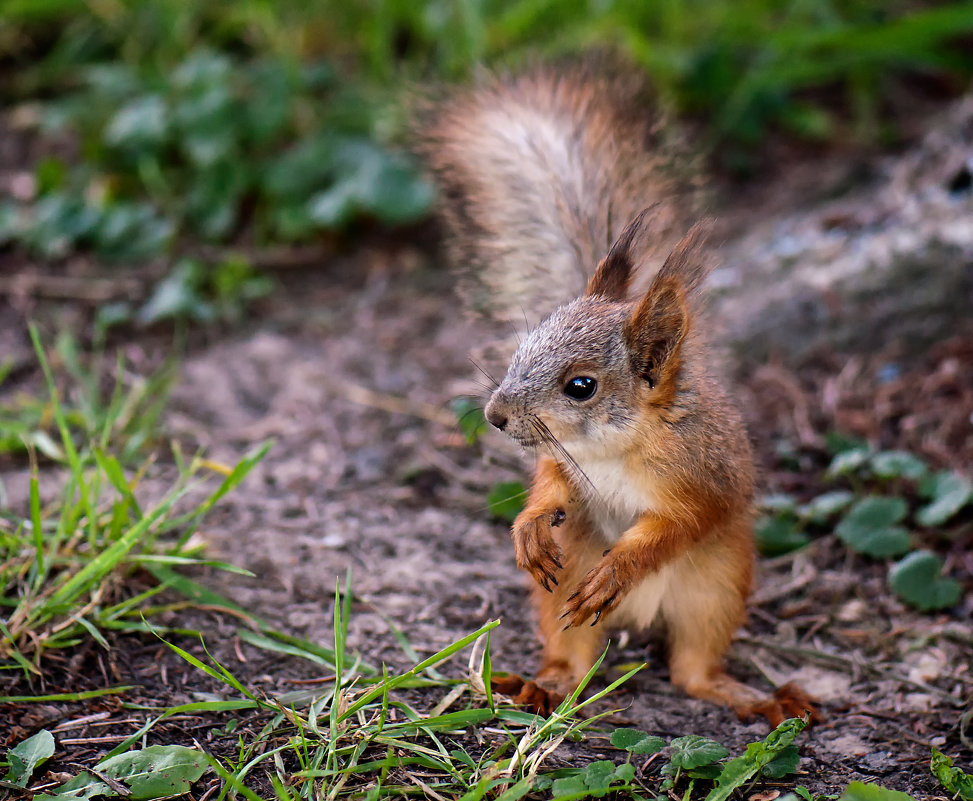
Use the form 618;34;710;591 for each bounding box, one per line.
9;571;825;800
20;568;646;800
0;330;174;464
0;325;270;673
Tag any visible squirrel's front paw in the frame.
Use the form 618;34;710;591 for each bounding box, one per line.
559;560;624;628
512;509;565;592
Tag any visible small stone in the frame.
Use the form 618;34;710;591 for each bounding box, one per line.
859;751;897;775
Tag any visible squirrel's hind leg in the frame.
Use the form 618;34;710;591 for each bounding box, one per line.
505;544;609;715
493;586;606;716
661;532;816;726
534;590;606;694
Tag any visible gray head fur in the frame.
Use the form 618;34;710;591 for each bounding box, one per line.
484;297;640;454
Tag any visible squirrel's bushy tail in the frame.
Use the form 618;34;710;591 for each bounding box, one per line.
421;64;700;323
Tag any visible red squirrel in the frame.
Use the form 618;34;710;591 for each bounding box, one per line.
423;66;814;724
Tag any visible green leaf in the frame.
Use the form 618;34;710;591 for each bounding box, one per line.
668;735;728;770
361;157;435;225
756;515;810;556
24;192;100;258
781;102;834;140
35;772;111;801
184;162;249;241
582;760;617;792
826;432;868;455
609;727;665;754
916;472;973;527
838;781;915;801
95;745;208;799
551;775;587;797
613;763;636;782
307;182;357;228
4;729;55;787
930;747;973;800
265;135;338;202
687;763;724;780
826;447;871;478
869;451;928;481
94;202;173;261
835;496;911;557
800;490;855;524
104;94;169;150
306;142;434;230
450;398;488;444
706;717;808;801
35;157;68;194
0;202;20;245
759;493;799;514
889;551;961;611
486;481;526;523
138;260;214;325
761;744;801;778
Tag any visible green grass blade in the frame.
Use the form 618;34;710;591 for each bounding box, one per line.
0;686;133;703
28;445;44;579
47;487;182;609
340;620;500;721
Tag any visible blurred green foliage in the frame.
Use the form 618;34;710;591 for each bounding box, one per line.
1;0;973;320
7;0;972;143
756;441;969;612
0;51;434;258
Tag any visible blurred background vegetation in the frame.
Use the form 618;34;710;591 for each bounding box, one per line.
1;0;972;324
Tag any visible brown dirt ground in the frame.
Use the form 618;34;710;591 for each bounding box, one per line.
0;110;971;795
1;240;971;798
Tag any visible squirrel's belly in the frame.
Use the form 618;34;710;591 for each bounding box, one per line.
608;564;674;631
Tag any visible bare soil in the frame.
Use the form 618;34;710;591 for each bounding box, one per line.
1;124;971;798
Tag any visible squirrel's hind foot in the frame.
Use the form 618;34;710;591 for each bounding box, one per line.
491;673;566;717
735;681;820;728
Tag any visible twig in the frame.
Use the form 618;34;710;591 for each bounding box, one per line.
736;635;965;707
195;243;333;272
0;274;142;302
86;767;132;797
52;712;112;731
60;735;130;745
338;383;457;428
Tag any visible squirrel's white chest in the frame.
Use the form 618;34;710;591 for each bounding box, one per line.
572;456;655;542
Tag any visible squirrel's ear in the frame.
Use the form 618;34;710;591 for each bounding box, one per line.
624;278;688;389
586;206;660;300
623;222;713;388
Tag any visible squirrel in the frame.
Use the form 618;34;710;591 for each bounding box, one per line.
422;65;814;725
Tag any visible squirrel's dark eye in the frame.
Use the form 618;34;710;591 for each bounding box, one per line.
564;376;597;400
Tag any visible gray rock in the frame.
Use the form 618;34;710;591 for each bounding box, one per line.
712;94;973;364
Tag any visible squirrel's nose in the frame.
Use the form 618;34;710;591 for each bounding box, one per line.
485;407;508;431
484;396;509;431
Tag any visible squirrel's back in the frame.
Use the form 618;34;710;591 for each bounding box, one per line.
421;64;699;323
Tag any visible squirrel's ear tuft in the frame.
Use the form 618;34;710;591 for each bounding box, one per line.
624;278;688;388
586;205;661;301
653;218;715;296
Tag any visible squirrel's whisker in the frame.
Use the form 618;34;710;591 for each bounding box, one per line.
529;416;601;504
520;306;533;339
469;357;500;389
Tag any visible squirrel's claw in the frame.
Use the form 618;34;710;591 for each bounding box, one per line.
512;510;565;592
560;563;624;629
